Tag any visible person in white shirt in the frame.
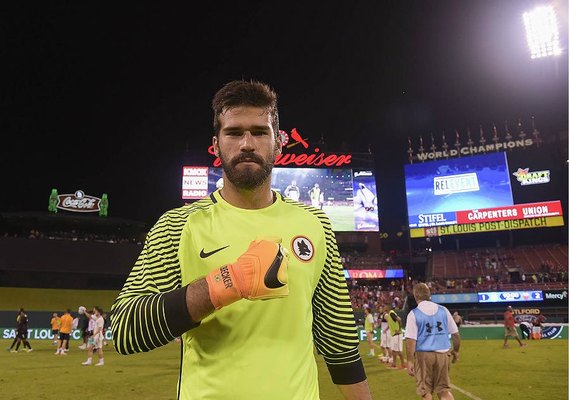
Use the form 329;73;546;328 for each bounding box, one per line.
363;307;381;357
81;306;105;366
519;320;532;340
308;183;324;209
378;305;392;363
283;180;301;201
405;283;460;400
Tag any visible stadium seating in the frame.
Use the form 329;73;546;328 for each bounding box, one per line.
430;243;567;283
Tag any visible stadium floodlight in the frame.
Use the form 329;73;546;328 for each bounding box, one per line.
523;5;562;59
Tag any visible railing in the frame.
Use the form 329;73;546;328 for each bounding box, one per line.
461;307;568;324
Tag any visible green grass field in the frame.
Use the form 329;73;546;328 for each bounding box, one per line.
322;205;355;231
0;287;120;312
1;339;567;399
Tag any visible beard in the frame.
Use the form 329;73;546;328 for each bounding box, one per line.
219;149;275;190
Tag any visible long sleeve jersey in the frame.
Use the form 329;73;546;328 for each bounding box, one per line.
111;190;365;400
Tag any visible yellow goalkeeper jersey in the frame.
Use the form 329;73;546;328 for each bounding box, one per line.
111;190;365;400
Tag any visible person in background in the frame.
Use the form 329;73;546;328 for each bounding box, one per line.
353;182;376;212
55;309;73;355
101;311;110;346
7;309;21;352
77;306;89;350
386;304;405;369
84;308;96;349
81;306;105;366
405;282;460;400
532;311;546;340
364;307;381;357
308;182;324;209
519;320;532;340
503;306;526;348
283;179;301;201
378;305;392;364
9;309;33;353
50;312;61;345
452;312;463;328
110;80;371;399
402;286;418;319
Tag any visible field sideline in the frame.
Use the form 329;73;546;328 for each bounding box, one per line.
1;338;567;399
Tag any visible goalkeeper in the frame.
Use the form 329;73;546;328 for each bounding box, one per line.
111;80;371;400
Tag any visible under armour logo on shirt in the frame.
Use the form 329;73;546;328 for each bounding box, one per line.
426;321;443;333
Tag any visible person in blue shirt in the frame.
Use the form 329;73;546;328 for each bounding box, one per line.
404;283;460;400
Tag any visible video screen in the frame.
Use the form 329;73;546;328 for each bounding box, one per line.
183;166;380;232
404;150;565;230
272;167;379;232
404;152;514;228
477;290;543;303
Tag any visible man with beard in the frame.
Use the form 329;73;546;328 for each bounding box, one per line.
111;80;371;400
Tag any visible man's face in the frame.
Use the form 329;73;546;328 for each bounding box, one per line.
213;106;279;190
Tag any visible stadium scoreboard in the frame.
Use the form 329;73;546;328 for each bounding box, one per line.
404;149;565;238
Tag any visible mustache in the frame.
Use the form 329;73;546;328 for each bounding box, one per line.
231;152;265;166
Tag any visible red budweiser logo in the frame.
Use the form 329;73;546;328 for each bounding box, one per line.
208;128;352;167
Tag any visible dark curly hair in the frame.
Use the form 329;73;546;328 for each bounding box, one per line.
212;80;279;137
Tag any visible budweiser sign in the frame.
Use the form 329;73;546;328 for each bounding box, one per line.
57;190;101;213
207;128;352;167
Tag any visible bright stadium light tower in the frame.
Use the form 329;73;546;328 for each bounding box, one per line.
523;5;562;59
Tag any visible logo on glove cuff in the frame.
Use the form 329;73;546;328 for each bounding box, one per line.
291;236;314;262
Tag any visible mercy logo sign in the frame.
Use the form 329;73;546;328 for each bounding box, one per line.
544;290;568;300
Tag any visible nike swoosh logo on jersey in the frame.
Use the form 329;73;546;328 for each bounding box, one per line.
199;245;229;258
263;245;286;289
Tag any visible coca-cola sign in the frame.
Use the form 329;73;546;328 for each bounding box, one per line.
57;190;101;213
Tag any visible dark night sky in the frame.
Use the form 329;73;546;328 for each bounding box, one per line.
2;1;568;230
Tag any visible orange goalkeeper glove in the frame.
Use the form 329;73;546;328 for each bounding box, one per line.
206;239;289;310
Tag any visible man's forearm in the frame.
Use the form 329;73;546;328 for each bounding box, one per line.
451;333;460;352
337;380;373;400
185;278;215;322
406;339;416;363
112;283;203;354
